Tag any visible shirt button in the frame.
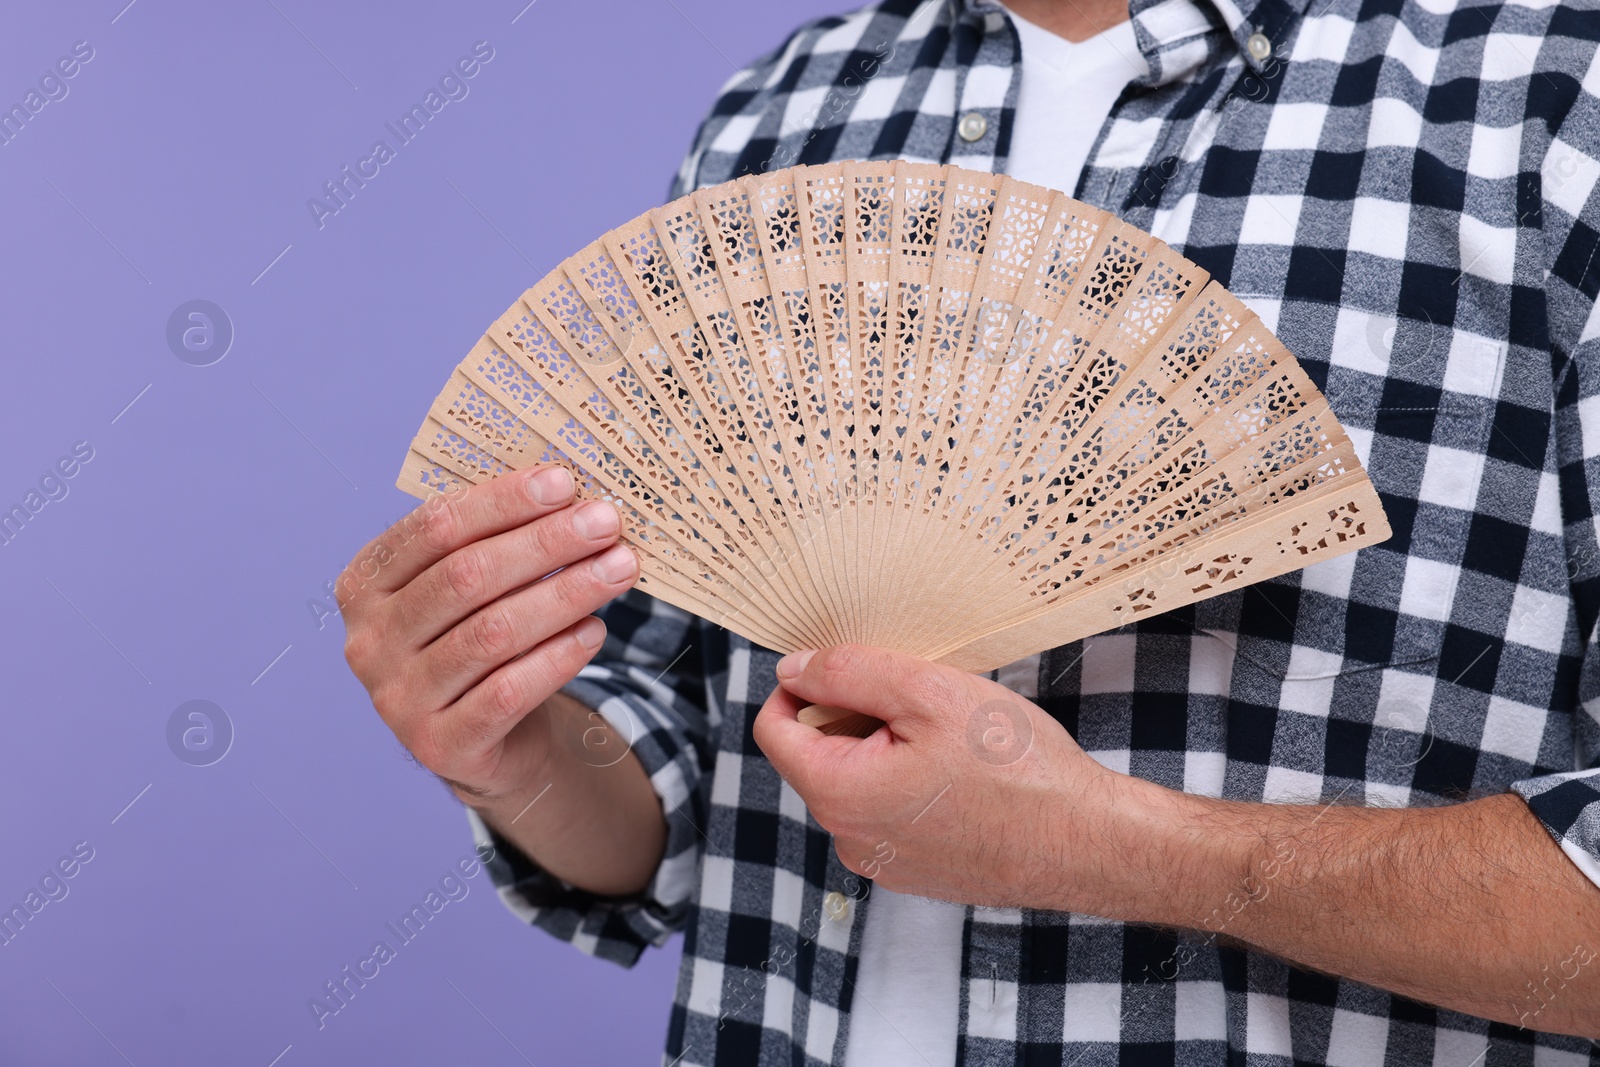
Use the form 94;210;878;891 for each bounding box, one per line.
824;890;851;921
958;111;988;142
1246;32;1273;61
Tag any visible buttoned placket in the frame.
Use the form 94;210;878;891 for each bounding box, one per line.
943;3;1016;169
825;2;1312;1060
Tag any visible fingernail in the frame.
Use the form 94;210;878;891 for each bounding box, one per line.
590;543;636;584
776;650;815;679
574;616;606;651
528;467;573;506
572;500;619;540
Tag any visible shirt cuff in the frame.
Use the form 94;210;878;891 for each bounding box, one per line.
463;673;706;968
1510;767;1600;891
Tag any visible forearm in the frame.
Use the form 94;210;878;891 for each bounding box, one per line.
459;691;667;898
1114;785;1600;1037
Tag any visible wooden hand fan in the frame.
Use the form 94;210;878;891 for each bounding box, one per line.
397;161;1390;738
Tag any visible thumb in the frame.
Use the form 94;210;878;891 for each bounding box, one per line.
751;683;862;797
773;644;973;736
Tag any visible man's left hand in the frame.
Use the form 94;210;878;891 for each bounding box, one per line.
751;643;1191;918
752;643;1600;1038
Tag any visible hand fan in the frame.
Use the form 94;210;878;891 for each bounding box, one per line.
397;161;1390;737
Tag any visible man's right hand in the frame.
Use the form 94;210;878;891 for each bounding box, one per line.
338;466;639;804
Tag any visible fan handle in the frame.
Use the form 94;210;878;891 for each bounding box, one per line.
796;705;884;739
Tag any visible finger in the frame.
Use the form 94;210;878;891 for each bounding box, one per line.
751;684;860;799
438;615;609;759
394;497;623;647
341;466;576;601
773;644;977;733
417;541;638;706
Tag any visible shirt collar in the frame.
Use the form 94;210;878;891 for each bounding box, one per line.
960;0;1300;79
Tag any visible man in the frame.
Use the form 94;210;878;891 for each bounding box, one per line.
340;0;1600;1061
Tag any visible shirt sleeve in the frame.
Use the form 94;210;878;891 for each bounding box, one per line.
1509;331;1600;891
665;35;791;201
1507;65;1600;891
466;588;715;968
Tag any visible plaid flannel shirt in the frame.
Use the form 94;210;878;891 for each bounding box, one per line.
466;0;1600;1061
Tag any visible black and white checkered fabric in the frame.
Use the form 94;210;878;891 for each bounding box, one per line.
466;0;1600;1062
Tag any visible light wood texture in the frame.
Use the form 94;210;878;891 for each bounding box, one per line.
397;162;1392;733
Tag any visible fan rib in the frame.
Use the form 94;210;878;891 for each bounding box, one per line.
396;162;1392;697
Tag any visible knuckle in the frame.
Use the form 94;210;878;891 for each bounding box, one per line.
409;717;448;771
539;628;586;679
335;559;360;601
467;604;518;662
371;535;396;568
419;503;460;555
544;569;598;622
750;708;775;751
368;679;401;724
524;648;572;705
443;548;488;603
396;506;428;544
342;534;373;573
817;643;862;679
519;512;565;565
558;568;600;611
483;670;527;724
333;568;365;614
367;682;422;752
491;473;533;521
352;547;383;583
343;628;371;671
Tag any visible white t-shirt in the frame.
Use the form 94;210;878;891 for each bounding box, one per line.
1002;8;1149;192
840;11;1147;1066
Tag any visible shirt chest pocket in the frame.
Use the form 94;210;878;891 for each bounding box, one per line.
1236;302;1515;652
1216;298;1504;494
1316;308;1509;506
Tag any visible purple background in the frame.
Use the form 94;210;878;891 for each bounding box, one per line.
0;2;842;1063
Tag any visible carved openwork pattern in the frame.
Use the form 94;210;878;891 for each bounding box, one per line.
1109;259;1196;348
851;173;893;250
1158;293;1239;385
896;174;944;259
401;163;1388;666
1031;210;1102;306
751;178;808;273
535;277;621;366
802;172;847;262
663;209;721;298
1203;331;1276;408
615;226;688;323
944;182;997;263
574;247;644;340
705;190;763;281
989;192;1050;282
1077;234;1144;328
423;421;512;480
